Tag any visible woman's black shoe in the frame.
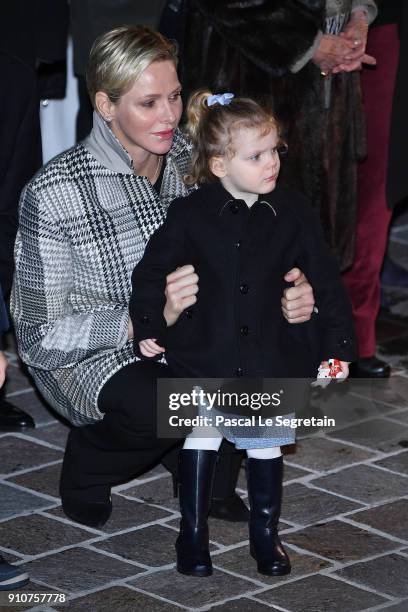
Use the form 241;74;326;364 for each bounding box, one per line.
0;398;35;431
61;495;112;528
349;356;391;378
175;449;218;577
247;456;291;576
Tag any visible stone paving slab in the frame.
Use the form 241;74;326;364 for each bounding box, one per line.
92;524;181;567
0;436;62;476
284;437;376;472
46;495;174;535
377;599;408;612
0;483;56;520
26;548;143;593
284;521;400;563
209;597;281;610
55;586;182;611
328;418;408;453
213;544;332;585
123;477;179;513
280;483;361;525
307;386;395;430
374;451;408;474
22;423;70;450
387;410;408;425
311;464;408;504
9;463;62;499
346;376;408;409
8;391;57;427
349;500;408;541
0;582;62;611
0;514;93;556
255;574;387;611
4;363;33;395
128;568;259;608
335;553;408;598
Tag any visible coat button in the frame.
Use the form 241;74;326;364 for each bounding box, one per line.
239;283;249;294
185;309;193;319
230;203;240;214
235;241;241;249
240;325;249;336
338;338;349;346
140;314;150;325
235;367;244;377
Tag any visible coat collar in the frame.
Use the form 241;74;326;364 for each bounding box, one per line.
204;180;278;216
83;111;191;175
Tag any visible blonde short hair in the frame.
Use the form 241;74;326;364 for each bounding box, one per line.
86;25;178;107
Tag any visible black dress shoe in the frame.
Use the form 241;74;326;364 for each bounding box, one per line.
0;399;35;431
61;495;112;528
349;356;391;378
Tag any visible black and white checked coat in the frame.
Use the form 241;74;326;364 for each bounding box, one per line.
11;113;194;424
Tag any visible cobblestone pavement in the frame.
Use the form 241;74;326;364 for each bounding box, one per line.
0;307;407;612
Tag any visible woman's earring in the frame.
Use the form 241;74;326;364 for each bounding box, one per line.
104;116;112;123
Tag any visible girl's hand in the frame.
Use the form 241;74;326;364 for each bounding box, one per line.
139;338;165;357
318;360;350;380
0;351;8;389
164;264;199;327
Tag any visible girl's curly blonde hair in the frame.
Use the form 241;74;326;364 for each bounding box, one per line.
184;89;286;185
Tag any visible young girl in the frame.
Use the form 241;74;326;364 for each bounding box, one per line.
129;91;356;578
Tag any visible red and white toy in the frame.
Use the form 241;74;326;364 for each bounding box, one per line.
313;359;344;387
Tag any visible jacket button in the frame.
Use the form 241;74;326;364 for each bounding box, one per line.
235;367;244;377
235;241;241;249
239;283;249;294
140;315;150;325
230;203;240;214
338;338;349;346
185;309;193;319
240;325;249;336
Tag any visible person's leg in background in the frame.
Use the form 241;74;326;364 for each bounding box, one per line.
343;24;400;377
60;361;183;528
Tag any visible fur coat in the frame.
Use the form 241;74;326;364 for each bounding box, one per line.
181;0;377;270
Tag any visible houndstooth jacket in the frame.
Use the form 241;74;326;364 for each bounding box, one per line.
11;112;193;424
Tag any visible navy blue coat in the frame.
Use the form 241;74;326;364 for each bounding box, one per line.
130;181;357;378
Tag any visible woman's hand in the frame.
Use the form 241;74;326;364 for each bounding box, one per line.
164;264;199;327
282;268;315;323
139;338;165;357
0;351;8;388
313;34;356;74
332;10;376;73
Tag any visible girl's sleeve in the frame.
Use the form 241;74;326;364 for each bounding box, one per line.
10;185;129;370
129;198;189;353
295;200;358;362
193;0;325;76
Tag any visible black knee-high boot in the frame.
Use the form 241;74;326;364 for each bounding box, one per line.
246;456;291;576
175;449;218;577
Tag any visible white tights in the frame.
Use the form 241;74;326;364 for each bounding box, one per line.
182;426;282;459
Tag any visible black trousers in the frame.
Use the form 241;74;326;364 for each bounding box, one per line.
60;360;243;500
